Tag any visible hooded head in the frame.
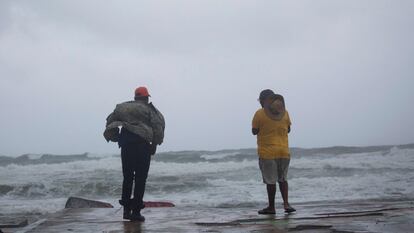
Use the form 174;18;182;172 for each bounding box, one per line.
267;94;286;119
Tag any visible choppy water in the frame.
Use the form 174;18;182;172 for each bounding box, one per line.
1;144;414;217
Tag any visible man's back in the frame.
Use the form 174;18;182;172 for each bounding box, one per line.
115;101;152;127
106;100;165;145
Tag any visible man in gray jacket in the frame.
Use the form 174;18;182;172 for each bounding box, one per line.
104;86;165;221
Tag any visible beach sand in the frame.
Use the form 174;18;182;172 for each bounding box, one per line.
4;198;414;233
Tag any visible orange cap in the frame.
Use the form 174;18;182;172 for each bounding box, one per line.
135;86;150;97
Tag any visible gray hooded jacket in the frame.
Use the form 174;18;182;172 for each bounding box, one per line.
104;100;165;145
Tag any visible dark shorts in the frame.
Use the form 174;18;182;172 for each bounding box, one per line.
259;158;290;184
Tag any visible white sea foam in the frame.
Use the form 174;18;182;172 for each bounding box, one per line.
291;148;414;170
26;154;43;160
150;159;256;176
200;152;239;160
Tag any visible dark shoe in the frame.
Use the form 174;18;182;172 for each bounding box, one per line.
119;199;132;220
284;206;296;213
258;207;275;215
123;207;132;220
130;210;145;222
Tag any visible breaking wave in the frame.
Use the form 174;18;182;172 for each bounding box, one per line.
1;143;413;215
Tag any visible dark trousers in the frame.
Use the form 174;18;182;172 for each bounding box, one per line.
121;142;151;210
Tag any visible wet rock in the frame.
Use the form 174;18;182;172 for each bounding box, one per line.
65;197;113;208
0;218;28;228
144;201;175;208
288;224;332;231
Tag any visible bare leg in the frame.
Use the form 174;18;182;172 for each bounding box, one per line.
259;184;276;214
279;181;295;212
266;184;276;210
278;181;289;208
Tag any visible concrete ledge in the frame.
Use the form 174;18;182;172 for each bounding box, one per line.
14;199;414;233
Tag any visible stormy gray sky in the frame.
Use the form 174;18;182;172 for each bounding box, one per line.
1;1;414;156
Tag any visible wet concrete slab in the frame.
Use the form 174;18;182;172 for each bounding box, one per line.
9;199;414;233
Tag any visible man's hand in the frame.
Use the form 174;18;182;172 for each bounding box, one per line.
149;143;157;155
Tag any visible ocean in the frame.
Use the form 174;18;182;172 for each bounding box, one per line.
1;144;414;220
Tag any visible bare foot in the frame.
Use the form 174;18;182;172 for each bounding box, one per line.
258;207;275;215
284;203;296;213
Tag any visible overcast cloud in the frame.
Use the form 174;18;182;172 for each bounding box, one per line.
1;0;414;156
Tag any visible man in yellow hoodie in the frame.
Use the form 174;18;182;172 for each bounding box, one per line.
252;90;296;215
